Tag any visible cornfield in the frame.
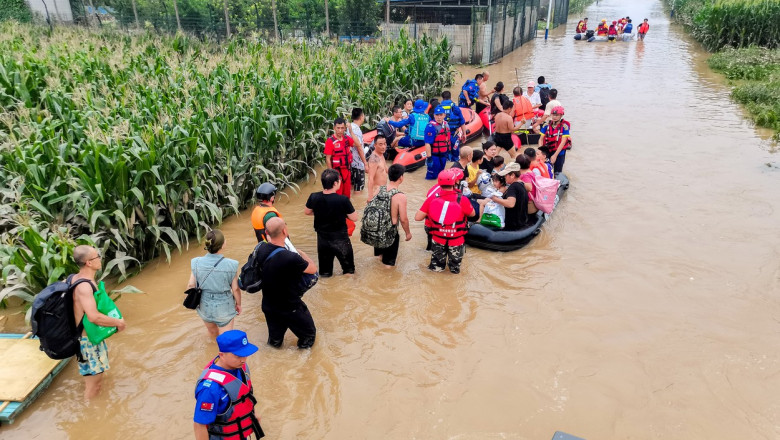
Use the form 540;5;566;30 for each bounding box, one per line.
0;22;453;307
668;0;780;50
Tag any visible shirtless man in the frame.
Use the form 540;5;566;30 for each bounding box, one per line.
367;136;389;200
71;245;127;400
475;71;492;115
493;100;520;159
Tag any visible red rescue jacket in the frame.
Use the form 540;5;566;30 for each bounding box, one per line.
427;192;469;243
197;359;264;440
328;135;353;170
430;121;451;156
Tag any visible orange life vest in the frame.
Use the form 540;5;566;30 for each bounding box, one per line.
251;205;281;242
531;161;551;179
513;96;534;123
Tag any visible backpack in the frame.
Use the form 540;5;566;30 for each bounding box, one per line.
31;275;96;361
237;243;285;293
410;112;430;141
528;174;561;214
539;87;551;109
360;186;399;249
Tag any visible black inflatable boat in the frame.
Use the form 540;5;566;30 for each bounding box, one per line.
465;173;570;251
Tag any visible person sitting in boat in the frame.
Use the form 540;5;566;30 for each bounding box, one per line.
458;74;483;108
381;105;406;152
538;106;571;174
388;99;430;150
422;105;452;180
488;162;529;231
516;154;539;215
401;97;413;118
427;98;440;119
466;149;485;196
490;82;507;117
479;140;499;174
491;155;506;173
537;146;555;178
524;147;551;179
477;173;507;228
608;21;618;41
440;91;465;160
616;18;624;34
512;86;535;129
576;17;588;34
596;19;608;36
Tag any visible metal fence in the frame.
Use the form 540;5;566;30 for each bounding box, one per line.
383;0;541;64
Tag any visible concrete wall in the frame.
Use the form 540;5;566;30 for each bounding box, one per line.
26;0;73;22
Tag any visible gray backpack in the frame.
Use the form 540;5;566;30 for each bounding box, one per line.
360;186;399;248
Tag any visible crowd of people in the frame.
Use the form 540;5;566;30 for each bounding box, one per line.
58;71;572;439
576;16;651;41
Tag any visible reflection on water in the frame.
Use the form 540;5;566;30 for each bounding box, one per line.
3;0;780;438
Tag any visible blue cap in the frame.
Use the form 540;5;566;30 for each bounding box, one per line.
434;105;446;114
216;330;259;357
413;99;428;113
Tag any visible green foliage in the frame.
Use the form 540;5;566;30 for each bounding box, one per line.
568;0;596;16
0;23;453;306
708;46;780;139
0;0;32;23
668;0;779;50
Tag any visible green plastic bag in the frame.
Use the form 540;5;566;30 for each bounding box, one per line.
83;281;122;344
480;213;503;228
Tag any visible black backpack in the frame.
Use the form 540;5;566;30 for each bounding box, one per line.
238;243;284;293
31;275;95;361
539;87;551;109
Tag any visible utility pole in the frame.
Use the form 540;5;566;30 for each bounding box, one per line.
131;0;140;27
172;0;182;32
544;0;552;40
385;0;390;38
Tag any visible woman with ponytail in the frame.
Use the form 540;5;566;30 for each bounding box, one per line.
186;230;241;338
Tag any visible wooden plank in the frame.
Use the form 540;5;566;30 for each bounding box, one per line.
0;338;61;401
0;358;70;424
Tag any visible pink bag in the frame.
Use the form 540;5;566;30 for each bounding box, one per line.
529;175;560;214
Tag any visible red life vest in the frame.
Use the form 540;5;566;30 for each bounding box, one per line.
427;193;469;243
638;23;650;33
576;20;587;33
597;24;608;35
328;135;353;170
197;359;263;440
542;119;572;152
430;121;451;156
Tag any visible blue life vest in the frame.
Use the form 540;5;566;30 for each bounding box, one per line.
623;23;633;33
440;100;463;128
410;112;430;141
459;79;478;102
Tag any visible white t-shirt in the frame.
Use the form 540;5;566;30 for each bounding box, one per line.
348;122;365;170
524;91;541;108
544;99;563;116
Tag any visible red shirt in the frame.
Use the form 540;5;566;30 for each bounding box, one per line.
419;190;474;246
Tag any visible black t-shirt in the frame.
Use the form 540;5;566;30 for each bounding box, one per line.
503;181;529;231
305;192;355;236
450;161;470;181
480;158;495;174
257;243;309;311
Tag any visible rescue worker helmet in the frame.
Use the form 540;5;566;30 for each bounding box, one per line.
551;106;565;116
255;183;277;201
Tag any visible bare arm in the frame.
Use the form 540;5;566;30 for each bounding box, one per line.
75;283;125;330
187;272;197;289
194;422;209;440
231;275;241;315
304;207;314;216
414;210;427;222
347;211;359;222
394;194;412;241
325;154;333;169
298;250;318;275
491;195;516;208
366;157;378;200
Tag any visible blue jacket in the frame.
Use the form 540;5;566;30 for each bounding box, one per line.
440;100;464;128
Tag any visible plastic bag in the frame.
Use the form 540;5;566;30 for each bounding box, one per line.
83;281;122;344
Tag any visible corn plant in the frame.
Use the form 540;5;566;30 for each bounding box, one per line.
0;22;453;306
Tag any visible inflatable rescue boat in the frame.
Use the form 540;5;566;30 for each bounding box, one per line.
465;173;570;251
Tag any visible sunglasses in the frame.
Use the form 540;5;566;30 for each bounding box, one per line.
88;251;102;262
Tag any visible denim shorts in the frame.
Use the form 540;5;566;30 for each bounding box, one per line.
197;292;237;327
78;337;110;376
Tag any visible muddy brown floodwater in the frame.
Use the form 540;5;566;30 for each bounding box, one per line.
3;1;780;439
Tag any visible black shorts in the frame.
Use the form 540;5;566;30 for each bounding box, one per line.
494;132;514;150
373;232;400;266
351;167;365;191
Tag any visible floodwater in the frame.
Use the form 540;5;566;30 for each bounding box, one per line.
3;0;780;438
